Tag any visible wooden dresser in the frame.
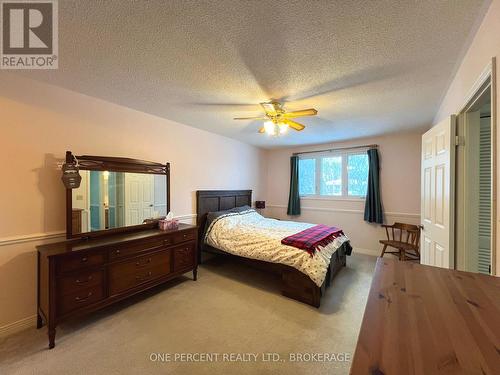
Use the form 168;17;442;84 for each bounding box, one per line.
351;258;500;375
37;224;197;349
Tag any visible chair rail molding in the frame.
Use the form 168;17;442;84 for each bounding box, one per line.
266;204;420;219
0;214;197;247
0;231;66;247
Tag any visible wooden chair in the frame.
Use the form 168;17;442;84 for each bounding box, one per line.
379;222;421;261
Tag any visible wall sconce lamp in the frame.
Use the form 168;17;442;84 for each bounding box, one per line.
61;151;82;189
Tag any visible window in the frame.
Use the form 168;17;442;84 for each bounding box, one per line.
298;152;369;198
347;154;369;196
320;156;342;196
298;158;315;195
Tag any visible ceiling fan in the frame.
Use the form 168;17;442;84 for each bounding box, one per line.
234;101;318;136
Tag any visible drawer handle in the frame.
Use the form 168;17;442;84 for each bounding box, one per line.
81;257;88;263
135;271;152;281
135;258;152;267
183;234;188;238
75;291;93;302
75;275;93;284
115;250;121;255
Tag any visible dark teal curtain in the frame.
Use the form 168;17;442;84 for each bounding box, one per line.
287;156;301;215
364;148;383;223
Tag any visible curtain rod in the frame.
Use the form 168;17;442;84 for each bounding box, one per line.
292;144;378;156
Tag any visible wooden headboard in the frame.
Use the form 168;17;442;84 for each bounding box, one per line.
196;190;252;257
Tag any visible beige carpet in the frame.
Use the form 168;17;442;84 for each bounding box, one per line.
0;253;376;375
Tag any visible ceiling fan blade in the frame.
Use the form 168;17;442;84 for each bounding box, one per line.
283;108;318;118
283;119;306;131
260;102;281;115
258;127;265;133
233;116;267;120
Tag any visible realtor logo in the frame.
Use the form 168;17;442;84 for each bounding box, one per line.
1;0;58;69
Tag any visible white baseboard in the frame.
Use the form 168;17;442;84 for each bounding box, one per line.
0;315;36;338
353;247;379;257
0;214;201;339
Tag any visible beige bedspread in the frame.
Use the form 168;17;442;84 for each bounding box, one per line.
205;210;349;286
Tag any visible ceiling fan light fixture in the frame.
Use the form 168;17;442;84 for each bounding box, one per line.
235;101;316;136
278;123;289;134
264;121;275;135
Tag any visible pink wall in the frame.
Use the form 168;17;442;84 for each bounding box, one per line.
0;74;267;237
264;131;423;252
0;74;267;330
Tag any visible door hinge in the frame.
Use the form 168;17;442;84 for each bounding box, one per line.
455;135;465;146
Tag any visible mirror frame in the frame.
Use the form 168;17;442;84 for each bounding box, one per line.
65;151;170;239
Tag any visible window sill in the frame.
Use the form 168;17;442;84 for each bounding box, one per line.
299;196;366;202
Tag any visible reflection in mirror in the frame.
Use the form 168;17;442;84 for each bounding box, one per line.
72;171;167;234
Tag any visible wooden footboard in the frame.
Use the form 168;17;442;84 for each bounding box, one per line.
195;190;349;308
202;244;347;308
281;250;347;307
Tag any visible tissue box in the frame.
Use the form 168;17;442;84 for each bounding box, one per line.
159;218;179;231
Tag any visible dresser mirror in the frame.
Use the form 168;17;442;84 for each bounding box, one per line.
66;152;170;238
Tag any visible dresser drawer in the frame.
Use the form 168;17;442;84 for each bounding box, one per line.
59;270;103;296
173;242;195;271
108;251;171;295
59;285;104;315
57;252;104;274
108;239;164;260
172;230;197;244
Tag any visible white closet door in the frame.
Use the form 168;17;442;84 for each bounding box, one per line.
478;117;492;274
421;116;455;268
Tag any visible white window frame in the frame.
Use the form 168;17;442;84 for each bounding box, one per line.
298;150;369;200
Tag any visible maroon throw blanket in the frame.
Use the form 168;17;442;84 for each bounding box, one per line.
281;224;344;255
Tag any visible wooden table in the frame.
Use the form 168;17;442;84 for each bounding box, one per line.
351;258;500;374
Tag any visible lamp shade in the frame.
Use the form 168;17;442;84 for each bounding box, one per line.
255;201;266;209
61;161;82;189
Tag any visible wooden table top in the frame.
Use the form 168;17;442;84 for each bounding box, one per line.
351;258;500;375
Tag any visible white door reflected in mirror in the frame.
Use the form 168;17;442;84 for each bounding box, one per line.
71;171;167;234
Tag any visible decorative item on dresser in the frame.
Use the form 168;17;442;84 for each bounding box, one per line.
37;152;197;349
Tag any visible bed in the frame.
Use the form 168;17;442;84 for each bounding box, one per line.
196;190;351;307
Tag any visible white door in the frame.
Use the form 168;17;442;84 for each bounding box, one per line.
421;116;456;268
124;173;155;225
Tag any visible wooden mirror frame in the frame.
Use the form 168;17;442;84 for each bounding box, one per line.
65;151;170;239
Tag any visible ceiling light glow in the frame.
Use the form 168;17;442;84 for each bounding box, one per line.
278;123;289;134
264;121;275;135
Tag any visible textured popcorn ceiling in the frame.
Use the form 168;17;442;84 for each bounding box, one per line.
16;0;489;148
